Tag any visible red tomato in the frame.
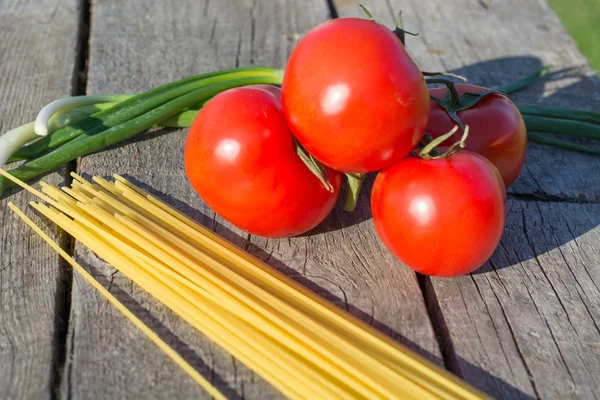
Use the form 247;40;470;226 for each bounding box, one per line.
371;152;506;277
282;18;430;173
428;84;527;188
184;85;342;238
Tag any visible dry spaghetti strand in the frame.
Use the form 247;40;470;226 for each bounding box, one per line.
2;168;489;400
7;202;226;400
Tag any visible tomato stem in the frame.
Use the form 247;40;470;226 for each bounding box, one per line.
443;126;470;158
357;5;416;46
419;125;469;160
393;11;418;45
425;78;461;105
342;173;366;212
294;139;334;193
419;133;440;157
359;4;375;20
427;81;504;132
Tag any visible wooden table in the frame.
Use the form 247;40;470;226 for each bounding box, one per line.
1;0;599;398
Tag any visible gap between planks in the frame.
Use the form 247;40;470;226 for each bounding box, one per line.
51;0;93;398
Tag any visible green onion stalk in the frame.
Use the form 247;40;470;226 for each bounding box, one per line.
495;65;600;145
1;63;600;200
493;64;553;95
0;68;283;195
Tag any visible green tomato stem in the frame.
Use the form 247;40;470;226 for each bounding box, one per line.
419;126;461;159
294;139;334;193
342;173;366;212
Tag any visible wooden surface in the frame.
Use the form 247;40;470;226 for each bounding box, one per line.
0;0;81;398
0;0;599;399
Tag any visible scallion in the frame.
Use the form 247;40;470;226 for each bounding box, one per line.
0;73;283;195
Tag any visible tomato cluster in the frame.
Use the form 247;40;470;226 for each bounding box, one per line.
185;17;526;277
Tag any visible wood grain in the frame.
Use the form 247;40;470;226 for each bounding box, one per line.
66;0;439;398
0;0;81;398
430;199;600;399
335;1;600;398
1;0;596;398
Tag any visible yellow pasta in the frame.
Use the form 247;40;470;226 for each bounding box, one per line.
6;202;226;400
0;168;489;400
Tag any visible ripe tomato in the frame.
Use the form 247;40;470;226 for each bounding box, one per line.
184;85;342;238
371;152;506;277
428;84;527;188
282;18;429;173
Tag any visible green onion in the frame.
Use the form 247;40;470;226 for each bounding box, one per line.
518;104;600;126
34;94;132;136
0;123;39;167
160;108;202;128
8;101;204;163
8;68;279;162
0;73;283;196
527;132;600;155
4;62;599;199
494;65;552;95
523;115;600;141
8;103;117;162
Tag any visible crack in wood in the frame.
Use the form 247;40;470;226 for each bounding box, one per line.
508;192;600;205
416;274;462;376
50;0;92;398
487;278;542;398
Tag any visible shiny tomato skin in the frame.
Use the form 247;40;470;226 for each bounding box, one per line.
428;84;527;188
184;85;342;238
371;152;506;277
282;18;430;173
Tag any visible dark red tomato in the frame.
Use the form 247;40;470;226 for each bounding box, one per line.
371;152;506;277
428;84;527;188
282;18;430;173
184;85;342;238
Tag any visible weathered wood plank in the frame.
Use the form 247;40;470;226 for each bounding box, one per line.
0;0;81;398
337;0;600;201
334;1;600;398
65;0;439;398
431;199;600;399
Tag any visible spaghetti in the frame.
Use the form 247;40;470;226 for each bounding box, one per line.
1;168;488;400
